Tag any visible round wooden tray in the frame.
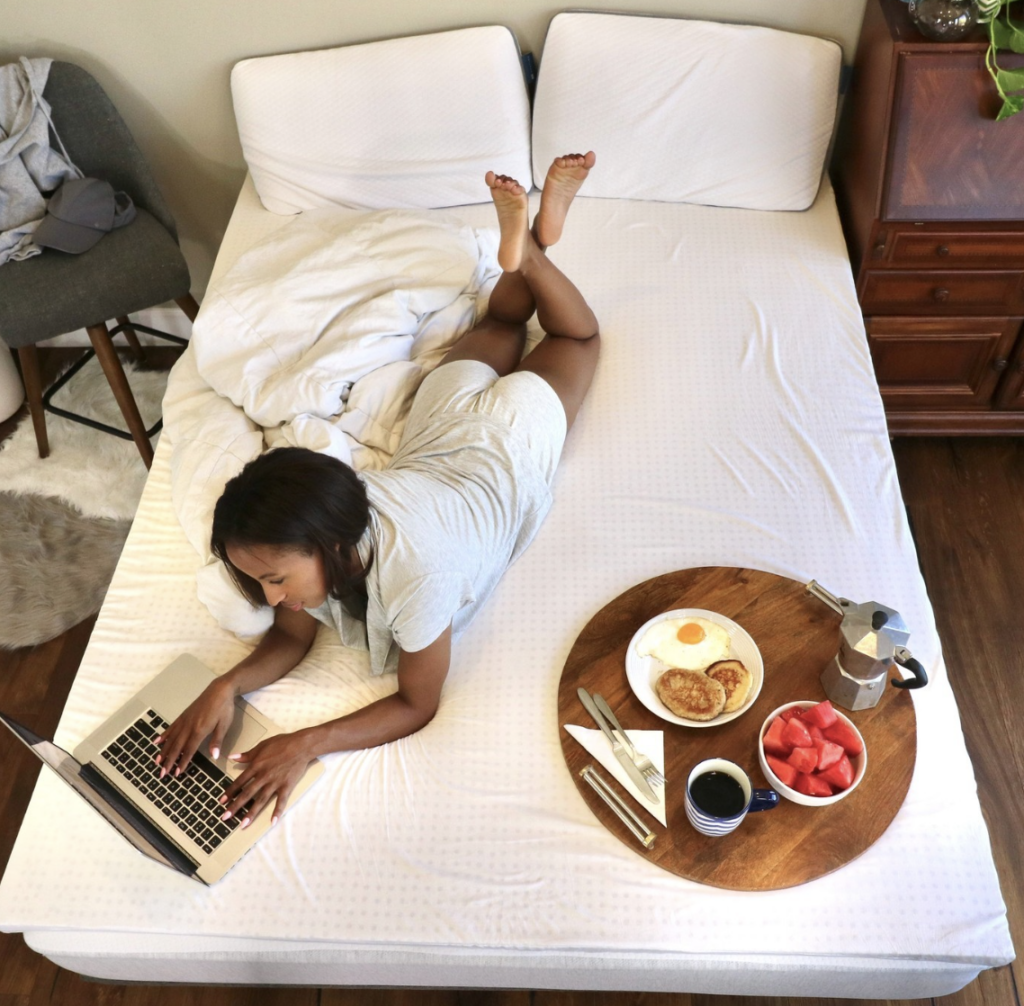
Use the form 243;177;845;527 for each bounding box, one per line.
558;567;917;891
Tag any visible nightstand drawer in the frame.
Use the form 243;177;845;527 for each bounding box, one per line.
995;336;1024;410
887;231;1024;268
865;316;1020;408
860;270;1024;315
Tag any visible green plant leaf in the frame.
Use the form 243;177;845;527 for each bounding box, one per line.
996;66;1024;91
991;17;1013;46
990;16;1024;51
995;93;1024;119
1006;15;1024;53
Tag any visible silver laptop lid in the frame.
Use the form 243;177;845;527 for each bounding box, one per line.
0;711;197;878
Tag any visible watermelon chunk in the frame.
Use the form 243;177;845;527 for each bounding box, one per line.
802;699;839;730
812;739;845;772
822;719;864;756
793;772;833;797
766;754;799;788
762;717;791;756
781;717;813;750
819;753;855;791
807;724;825;742
786;745;818;774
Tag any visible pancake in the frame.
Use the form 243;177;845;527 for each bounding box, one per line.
655;668;726;721
706;659;753;713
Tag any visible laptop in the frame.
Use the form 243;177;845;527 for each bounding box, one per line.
0;653;324;884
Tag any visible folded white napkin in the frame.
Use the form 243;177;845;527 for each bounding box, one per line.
564;724;666;827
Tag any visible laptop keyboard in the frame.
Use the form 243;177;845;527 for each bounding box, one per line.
100;709;249;855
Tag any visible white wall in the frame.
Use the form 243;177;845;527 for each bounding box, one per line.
3;0;866;302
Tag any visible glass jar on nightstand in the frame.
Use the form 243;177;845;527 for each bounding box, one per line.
908;0;980;40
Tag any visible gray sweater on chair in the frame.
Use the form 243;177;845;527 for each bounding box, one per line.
0;57;80;266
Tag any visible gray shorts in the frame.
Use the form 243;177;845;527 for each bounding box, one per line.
404;360;567;485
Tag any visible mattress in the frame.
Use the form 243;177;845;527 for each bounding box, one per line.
0;176;1013;996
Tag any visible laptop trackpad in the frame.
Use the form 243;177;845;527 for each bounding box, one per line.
220;710;267;765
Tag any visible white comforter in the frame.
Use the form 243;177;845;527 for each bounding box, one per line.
162;209;499;636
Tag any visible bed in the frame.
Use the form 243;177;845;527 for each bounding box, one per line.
0;12;1014;997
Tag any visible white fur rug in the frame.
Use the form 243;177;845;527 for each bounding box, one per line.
0;355;170;648
0;356;167;520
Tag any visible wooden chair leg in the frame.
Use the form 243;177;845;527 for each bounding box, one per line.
175;293;200;323
116;315;146;364
16;345;49;459
86;323;153;469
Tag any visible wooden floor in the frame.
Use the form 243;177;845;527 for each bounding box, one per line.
0;380;1020;1004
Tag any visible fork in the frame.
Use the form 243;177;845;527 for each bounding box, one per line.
593;693;665;789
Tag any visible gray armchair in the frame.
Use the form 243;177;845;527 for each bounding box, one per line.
0;61;198;468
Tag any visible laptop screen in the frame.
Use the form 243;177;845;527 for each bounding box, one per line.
0;710;197;879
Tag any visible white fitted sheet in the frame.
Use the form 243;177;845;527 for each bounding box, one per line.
0;177;1014;995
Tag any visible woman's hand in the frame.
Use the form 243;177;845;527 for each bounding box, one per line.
219;730;318;827
154;678;237;776
155;607;318;778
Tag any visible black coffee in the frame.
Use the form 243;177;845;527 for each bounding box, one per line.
690;771;746;817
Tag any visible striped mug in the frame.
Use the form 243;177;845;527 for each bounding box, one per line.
685;758;779;836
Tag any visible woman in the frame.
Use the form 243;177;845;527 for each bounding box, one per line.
155;152;600;828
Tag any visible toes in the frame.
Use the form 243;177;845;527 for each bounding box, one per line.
486;172;524;195
552;151;595;171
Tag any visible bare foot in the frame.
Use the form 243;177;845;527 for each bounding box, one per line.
534;151;595;249
486;170;529;272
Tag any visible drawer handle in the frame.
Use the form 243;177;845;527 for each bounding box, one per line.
992;358;1009;372
936;245;950;257
932;287;951;302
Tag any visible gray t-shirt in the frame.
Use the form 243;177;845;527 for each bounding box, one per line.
309;361;566;675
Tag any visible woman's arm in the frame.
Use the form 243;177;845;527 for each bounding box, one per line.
219;623;452;827
155;604;318;774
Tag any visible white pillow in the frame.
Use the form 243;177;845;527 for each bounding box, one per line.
232;27;533;214
532;13;841;211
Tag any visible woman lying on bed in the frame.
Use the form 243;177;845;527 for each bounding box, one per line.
155;152;600;827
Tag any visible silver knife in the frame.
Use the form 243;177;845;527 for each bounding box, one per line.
593;693;641;760
577;687;657;803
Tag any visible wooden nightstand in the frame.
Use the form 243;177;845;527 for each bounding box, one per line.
832;0;1024;434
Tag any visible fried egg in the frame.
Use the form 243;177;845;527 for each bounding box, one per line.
637;616;731;671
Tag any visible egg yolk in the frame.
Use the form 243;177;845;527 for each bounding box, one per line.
676;621;706;645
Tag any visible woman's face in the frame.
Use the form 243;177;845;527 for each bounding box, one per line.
226;543;329;611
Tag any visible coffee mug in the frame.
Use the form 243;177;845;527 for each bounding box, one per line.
685;758;779;836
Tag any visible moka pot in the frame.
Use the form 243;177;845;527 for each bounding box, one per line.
806;581;929;711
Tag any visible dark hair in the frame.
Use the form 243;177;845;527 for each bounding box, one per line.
211;447;372;613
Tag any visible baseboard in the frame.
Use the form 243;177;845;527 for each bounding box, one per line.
36;304;194;348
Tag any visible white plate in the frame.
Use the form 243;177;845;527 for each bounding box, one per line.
625;608;764;727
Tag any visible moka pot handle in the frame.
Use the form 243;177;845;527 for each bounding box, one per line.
892;647;928;690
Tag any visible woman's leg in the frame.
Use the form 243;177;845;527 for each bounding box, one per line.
439;154;600;429
436;175;535;376
510;153;600;430
483;155;598;339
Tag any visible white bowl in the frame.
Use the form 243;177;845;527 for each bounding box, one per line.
625;608;763;727
757;700;867;806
